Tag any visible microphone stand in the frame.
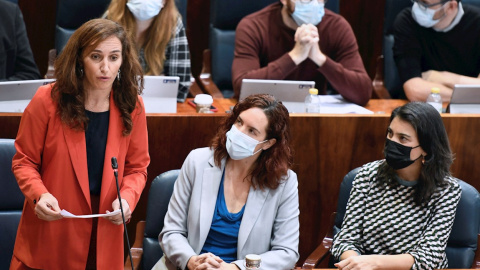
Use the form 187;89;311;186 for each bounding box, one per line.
111;157;134;270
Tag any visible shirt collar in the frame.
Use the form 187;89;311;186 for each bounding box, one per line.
435;2;464;32
394;174;419;187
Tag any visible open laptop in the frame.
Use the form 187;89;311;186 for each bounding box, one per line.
141;76;179;113
0;79;55;112
448;85;480;114
240;79;315;113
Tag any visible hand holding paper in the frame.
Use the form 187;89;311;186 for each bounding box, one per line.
60;209;121;219
105;198;131;225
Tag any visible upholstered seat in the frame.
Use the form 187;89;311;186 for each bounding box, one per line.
54;0;110;54
0;139;24;269
124;169;180;270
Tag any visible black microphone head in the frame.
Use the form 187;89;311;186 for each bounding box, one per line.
111;157;118;169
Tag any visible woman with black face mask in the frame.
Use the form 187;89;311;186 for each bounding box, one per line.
331;102;461;270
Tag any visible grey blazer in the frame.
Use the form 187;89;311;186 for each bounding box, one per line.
158;147;299;270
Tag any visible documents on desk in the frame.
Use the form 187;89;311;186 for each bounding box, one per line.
284;95;373;114
0;79;55;112
0;100;31;112
318;95;373;114
60;209;120;219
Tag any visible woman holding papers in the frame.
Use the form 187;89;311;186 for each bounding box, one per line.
10;19;150;270
331;102;461;270
154;94;299;270
105;0;191;102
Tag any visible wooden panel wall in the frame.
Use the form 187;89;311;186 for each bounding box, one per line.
342;0;386;79
18;0;56;77
19;0;386;82
1;113;479;265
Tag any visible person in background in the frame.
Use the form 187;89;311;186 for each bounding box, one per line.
232;0;372;106
0;0;40;81
394;0;480;101
10;19;150;270
154;94;299;270
331;102;461;270
106;0;191;102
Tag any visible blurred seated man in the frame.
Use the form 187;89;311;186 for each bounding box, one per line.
0;0;41;81
394;0;480;101
232;0;372;106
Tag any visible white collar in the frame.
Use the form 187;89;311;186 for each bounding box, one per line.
434;2;464;32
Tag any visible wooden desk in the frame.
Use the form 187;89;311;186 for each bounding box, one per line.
0;100;478;265
176;98;408;114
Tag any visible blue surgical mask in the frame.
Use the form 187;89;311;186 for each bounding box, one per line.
127;0;163;21
226;125;267;160
292;1;325;26
411;2;445;28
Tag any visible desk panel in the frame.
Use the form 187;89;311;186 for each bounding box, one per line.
0;104;478;265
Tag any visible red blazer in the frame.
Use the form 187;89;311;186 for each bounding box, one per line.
11;84;150;270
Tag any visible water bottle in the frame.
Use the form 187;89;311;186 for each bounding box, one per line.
426;87;442;114
305;88;321;113
245;254;261;270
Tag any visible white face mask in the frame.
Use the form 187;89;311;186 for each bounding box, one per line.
127;0;163;21
411;2;445;28
226;125;267;160
292;1;325;26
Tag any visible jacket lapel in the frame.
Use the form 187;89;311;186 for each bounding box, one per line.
197;156;224;252
238;184;270;254
62;123;90;209
100;92;122;208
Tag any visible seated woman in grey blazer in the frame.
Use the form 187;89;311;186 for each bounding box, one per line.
155;94;299;270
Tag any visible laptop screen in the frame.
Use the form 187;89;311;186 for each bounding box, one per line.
240;79;315;113
448;84;480;114
141;76;179;113
450;85;480;104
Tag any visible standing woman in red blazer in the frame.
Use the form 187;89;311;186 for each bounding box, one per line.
10;19;150;270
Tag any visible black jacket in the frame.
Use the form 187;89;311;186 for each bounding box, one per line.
0;1;41;81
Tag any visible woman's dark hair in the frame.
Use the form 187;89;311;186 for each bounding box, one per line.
377;102;453;205
52;18;143;136
211;94;293;190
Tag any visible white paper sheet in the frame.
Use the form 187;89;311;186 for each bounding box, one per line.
318;95;374;114
60;209;121;219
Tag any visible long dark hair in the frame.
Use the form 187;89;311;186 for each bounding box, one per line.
211;94;293;190
52;19;143;136
377;102;453;205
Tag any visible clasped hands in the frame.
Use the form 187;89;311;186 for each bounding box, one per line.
289;24;326;66
34;192;130;225
187;253;239;270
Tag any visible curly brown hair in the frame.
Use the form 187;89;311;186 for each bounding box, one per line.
211;94;293;190
52;18;143;136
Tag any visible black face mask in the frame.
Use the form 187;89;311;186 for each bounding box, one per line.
384;139;422;170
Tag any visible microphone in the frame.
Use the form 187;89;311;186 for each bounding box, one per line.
111;157;134;270
111;156;118;176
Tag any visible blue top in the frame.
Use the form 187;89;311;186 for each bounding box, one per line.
201;169;245;262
